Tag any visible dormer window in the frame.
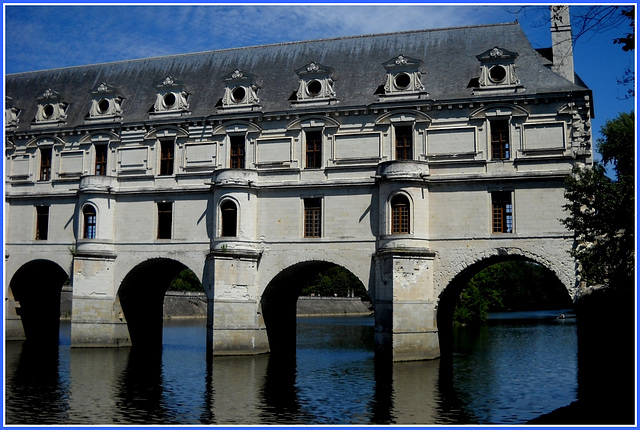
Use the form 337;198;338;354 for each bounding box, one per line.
219;69;261;112
291;61;337;107
33;89;67;125
5;97;20;129
87;82;124;122
379;55;428;100
151;76;190;117
474;47;522;93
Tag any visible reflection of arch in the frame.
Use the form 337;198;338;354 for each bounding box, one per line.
260;260;367;355
9;260;68;345
436;254;571;356
220;199;238;237
390;193;411;234
82;204;97;239
118;258;195;350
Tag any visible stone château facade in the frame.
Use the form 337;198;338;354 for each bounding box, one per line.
5;8;593;360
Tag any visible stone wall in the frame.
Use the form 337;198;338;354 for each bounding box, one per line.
296;296;372;316
60;291;372;319
163;291;208;318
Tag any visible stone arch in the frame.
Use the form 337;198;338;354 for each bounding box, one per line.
8;259;69;346
260;260;367;356
436;252;573;356
117;257;195;350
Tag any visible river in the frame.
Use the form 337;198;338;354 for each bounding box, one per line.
4;309;577;425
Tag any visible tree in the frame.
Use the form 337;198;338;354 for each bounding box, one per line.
301;266;369;300
169;269;203;292
452;261;572;326
562;111;635;290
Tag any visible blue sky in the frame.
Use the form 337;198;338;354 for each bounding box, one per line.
3;4;636;156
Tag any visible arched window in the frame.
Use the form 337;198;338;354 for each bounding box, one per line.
221;200;238;237
391;194;410;234
83;205;97;239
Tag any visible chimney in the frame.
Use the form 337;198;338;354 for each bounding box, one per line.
550;5;575;83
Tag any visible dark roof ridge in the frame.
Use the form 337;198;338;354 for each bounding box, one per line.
7;21;519;76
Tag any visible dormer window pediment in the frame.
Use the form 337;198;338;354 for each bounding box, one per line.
87;82;124;122
33;89;68;125
291;61;337;106
151;76;190;117
474;46;522;93
219;69;261;112
379;54;428;100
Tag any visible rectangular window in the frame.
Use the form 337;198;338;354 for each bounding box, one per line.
304;198;322;238
395;125;413;161
305;130;322;169
230;136;245;169
39;147;52;181
35;206;49;240
492;191;513;233
95;145;108;176
157;202;173;239
491;120;510;160
159;141;174;175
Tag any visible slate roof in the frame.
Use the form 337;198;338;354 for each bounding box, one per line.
5;22;589;132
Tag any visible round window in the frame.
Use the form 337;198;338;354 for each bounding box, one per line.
97;98;110;114
489;65;507;82
307;80;322;96
394;73;411;89
43;104;55;119
163;92;176;108
231;87;246;103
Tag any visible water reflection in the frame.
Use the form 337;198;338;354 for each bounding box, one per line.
5;313;578;425
5;342;69;424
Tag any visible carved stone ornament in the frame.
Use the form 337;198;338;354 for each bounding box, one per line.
395;55;408;65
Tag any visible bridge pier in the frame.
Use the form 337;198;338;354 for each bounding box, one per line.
206;249;270;356
374;248;440;361
70;253;131;347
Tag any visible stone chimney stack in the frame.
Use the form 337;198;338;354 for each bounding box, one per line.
550;5;575;83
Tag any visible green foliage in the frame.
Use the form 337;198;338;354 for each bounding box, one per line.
562;112;635;289
301;266;369;300
169;269;203;292
453;261;572;326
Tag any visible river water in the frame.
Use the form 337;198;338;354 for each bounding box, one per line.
4;310;577;425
